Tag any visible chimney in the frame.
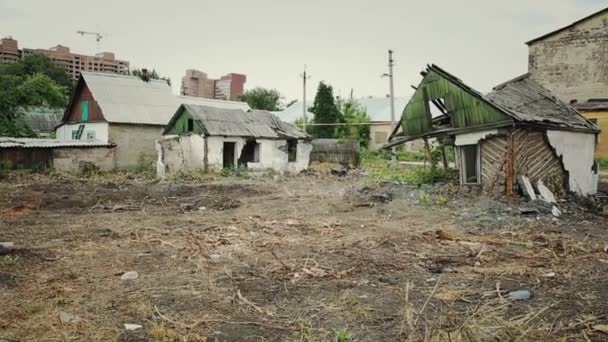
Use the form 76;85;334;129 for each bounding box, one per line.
141;68;150;82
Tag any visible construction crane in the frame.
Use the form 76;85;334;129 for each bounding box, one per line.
76;30;103;42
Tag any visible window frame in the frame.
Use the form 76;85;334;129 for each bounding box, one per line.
81;100;89;122
458;144;481;185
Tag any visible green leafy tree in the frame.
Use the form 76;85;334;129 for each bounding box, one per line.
238;87;283;111
310;82;343;138
0;73;67;137
129;68;171;86
294;116;313;135
0;54;73;92
336;99;371;148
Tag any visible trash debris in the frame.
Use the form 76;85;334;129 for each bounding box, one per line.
551;206;561;217
124;323;143;331
0;242;14;255
541;272;556;278
209;253;222;262
59;311;81;324
509;289;533;301
518;207;539;215
302;267;327;278
536;180;557;203
593;324;608;334
198;206;207;211
120;271;139;281
518;176;536;201
330;167;348;177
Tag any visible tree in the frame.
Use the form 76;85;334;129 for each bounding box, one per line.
0;54;73;92
310;82;343;138
238;87;283;111
0;72;67;137
336;99;371;148
129;68;171;86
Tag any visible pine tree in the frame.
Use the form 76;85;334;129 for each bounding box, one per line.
310;82;342;138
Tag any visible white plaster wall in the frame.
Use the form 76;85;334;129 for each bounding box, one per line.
248;139;311;174
455;129;499;146
55;122;109;143
546;130;598;196
206;136;247;171
157;135;207;177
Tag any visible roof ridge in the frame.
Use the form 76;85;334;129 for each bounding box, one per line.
526;7;608;45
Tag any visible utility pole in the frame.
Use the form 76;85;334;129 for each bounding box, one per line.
384;49;397;160
300;65;311;131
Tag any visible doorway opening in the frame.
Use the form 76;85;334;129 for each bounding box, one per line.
223;142;236;168
238;140;260;166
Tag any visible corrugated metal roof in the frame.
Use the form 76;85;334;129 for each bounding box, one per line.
356;97;410;122
21;107;63;133
273;97;410;123
487;74;598;131
78;72;250;126
178;105;309;139
0;138;113;148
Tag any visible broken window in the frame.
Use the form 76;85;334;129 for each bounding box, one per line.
238;140;259;166
223;142;236;168
187;118;194;132
459;144;480;184
287;140;297;162
429;97;447;118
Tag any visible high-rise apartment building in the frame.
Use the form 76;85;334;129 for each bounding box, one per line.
181;69;246;101
0;36;129;81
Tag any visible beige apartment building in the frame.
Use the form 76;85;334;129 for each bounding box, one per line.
181;69;246;101
0;36;129;81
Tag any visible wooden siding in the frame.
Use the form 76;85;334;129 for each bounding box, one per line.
0;148;52;170
65;81;105;123
310;139;360;166
480;128;565;194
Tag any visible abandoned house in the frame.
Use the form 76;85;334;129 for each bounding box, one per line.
526;7;608;158
388;65;600;196
55;72;250;170
157;104;312;176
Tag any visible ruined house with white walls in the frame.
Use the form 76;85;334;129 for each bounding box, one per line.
55;71;249;170
388;65;600;196
157;104;312;176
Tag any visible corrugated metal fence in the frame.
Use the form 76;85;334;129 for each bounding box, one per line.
310;139;360;166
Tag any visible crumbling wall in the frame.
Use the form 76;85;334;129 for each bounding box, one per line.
247;139;312;174
546;130;597;196
528;11;608;103
156;135;206;177
52;147;115;173
206;136;246;171
108;124;165;170
478;128;565;195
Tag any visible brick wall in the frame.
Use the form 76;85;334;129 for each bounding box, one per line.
528;12;608;103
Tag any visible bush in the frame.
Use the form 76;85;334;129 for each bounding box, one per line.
598;158;608;170
396;150;425;162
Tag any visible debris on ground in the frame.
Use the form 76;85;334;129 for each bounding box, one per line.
59;311;81;324
0;172;606;341
509;289;533;301
124;324;143;331
120;271;139;281
518;176;536;201
0;242;14;255
536;180;557;203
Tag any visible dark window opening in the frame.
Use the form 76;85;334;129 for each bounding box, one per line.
238;140;259;166
589;118;598;125
460;144;479;184
187;118;194;132
287;140;297;162
223;142;236;168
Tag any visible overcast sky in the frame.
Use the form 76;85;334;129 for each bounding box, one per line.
1;0;605;102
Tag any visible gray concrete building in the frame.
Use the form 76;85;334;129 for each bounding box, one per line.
527;7;608;104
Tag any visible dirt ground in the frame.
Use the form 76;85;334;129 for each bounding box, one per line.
1;169;608;341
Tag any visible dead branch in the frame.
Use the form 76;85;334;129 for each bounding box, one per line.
414;275;442;327
270;249;292;271
237;290;274;318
